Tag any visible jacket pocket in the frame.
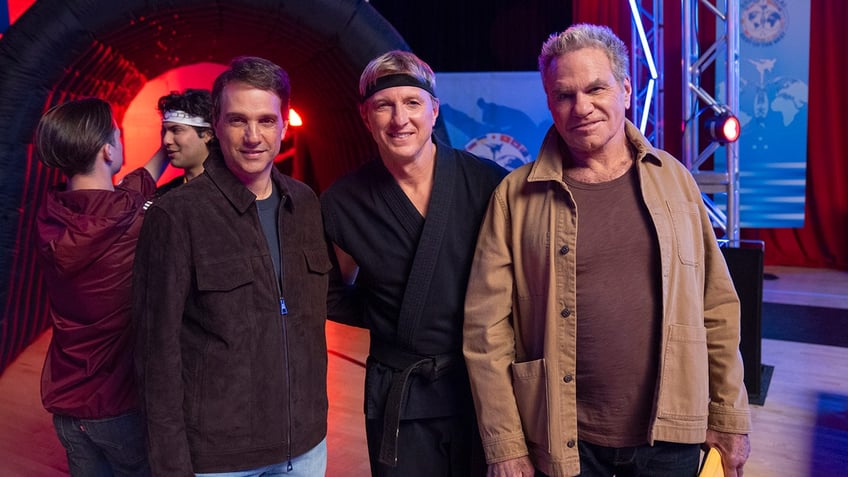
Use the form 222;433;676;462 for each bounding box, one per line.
194;257;256;335
658;324;709;419
667;201;703;267
304;247;332;275
511;358;550;452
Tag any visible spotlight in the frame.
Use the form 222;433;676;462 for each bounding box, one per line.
705;112;740;144
288;108;303;127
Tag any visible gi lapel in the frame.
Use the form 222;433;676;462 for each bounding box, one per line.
371;144;459;467
395;146;456;349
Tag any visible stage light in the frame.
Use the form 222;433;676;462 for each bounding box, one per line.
706;112;740;144
288;108;303;127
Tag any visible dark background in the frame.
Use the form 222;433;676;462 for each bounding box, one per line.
369;0;573;72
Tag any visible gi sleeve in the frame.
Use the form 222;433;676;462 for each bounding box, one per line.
321;192;366;328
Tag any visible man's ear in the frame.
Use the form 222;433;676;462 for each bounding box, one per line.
101;143;113;162
359;104;372;132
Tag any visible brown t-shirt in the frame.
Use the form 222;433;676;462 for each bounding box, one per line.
564;163;661;447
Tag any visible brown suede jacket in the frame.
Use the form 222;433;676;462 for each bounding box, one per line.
133;152;331;476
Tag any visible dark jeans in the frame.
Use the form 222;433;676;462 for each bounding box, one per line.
53;411;150;477
536;441;700;477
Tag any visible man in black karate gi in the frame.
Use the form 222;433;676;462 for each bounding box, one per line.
321;50;506;476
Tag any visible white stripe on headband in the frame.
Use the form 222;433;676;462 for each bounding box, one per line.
163;110;211;128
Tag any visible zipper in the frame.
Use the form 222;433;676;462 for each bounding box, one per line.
280;296;293;471
276;193;293;471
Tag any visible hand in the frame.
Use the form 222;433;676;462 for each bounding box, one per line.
704;430;751;477
487;456;535;477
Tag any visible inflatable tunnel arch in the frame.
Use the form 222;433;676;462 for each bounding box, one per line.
0;0;409;371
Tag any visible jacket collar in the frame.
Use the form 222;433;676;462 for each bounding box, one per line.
203;151;292;214
528;119;664;184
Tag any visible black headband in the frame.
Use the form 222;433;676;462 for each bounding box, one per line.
361;74;436;101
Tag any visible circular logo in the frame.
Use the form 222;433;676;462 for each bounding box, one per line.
465;133;532;171
741;0;788;46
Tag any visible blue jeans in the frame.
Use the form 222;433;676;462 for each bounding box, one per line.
52;411;150;476
569;440;701;477
195;438;327;477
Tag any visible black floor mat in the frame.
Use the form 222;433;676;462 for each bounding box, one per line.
762;302;848;348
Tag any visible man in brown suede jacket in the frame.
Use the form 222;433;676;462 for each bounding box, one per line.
133;56;331;476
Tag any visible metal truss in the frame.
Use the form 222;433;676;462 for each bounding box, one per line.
682;0;741;241
629;0;663;148
630;0;741;240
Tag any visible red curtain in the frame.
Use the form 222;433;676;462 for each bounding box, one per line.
573;0;848;270
572;0;631;41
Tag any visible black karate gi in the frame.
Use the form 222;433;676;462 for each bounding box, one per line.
321;137;506;476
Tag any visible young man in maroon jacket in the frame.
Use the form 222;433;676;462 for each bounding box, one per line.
34;98;166;476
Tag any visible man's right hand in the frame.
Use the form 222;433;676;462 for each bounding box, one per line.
488;456;536;477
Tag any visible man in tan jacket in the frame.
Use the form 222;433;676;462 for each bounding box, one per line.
463;23;751;477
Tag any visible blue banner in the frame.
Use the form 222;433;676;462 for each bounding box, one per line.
717;0;810;227
436;72;552;171
0;1;9;34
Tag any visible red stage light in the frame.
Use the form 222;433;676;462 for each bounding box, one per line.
289;108;303;127
706;112;741;144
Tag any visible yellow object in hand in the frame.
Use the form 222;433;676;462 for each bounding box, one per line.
698;447;724;477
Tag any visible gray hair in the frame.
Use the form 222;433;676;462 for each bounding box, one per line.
538;23;630;83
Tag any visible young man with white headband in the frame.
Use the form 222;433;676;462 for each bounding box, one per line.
155;88;215;195
321;50;507;476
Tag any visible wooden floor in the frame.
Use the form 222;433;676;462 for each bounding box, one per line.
1;265;846;476
0;318;373;476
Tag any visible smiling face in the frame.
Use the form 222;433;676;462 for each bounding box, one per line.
360;85;438;165
543;47;631;161
161;122;211;178
214;81;286;185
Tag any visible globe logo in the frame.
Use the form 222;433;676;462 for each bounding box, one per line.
741;0;788;46
465;133;532;171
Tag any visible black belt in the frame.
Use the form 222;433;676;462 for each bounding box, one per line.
369;340;461;467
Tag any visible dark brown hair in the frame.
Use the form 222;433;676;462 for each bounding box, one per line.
212;56;291;125
35;98;116;177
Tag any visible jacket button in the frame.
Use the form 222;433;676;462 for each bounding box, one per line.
563;374;573;383
560;308;571;318
567;439;576;448
559;245;569;255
